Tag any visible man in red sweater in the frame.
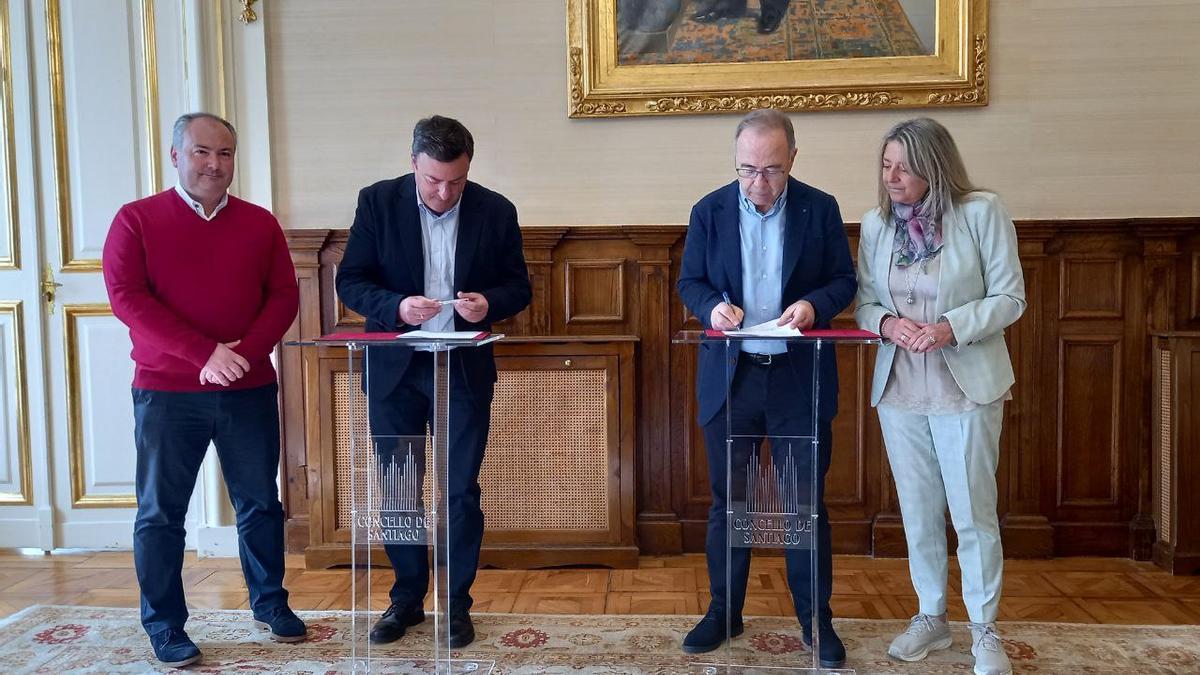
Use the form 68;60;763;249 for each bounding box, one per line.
103;112;303;667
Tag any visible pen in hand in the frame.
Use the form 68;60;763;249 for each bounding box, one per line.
720;292;742;329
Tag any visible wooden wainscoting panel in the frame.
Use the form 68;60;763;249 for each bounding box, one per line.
828;344;867;508
999;252;1055;557
550;234;641;335
1059;256;1124;319
668;335;710;553
316;233;365;333
335;300;364;328
564;259;626;324
284;219;1200;563
280;231;330;549
1056;337;1122;509
1191;252;1200;322
827;342;875;553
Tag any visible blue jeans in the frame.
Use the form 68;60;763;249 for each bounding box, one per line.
132;383;288;637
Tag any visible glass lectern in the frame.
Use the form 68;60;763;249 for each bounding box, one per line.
293;331;503;675
674;328;877;675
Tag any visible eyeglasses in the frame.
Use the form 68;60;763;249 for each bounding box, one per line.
735;166;787;179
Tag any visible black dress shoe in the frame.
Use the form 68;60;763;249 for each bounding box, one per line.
448;612;475;648
682;610;745;654
369;602;425;645
802;622;847;669
692;0;747;23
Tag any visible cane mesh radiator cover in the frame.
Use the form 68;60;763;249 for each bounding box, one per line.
333;368;610;532
1157;348;1172;545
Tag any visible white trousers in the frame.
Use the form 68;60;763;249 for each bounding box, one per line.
877;401;1005;623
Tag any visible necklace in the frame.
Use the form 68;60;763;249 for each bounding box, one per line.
904;259;928;305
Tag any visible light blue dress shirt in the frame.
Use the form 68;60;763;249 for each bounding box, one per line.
415;191;460;351
738;188;787;355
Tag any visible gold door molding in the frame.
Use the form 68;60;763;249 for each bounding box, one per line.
45;0;161;272
64;304;135;507
140;0;160;195
0;0;19;270
0;301;31;504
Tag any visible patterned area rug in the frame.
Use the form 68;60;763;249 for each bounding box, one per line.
1;605;1198;674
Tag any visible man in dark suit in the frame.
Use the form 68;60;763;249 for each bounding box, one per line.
335;115;531;649
677;108;856;668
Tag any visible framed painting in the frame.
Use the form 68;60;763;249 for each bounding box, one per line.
567;0;988;117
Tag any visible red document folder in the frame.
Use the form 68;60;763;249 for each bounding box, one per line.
316;331;490;342
704;328;879;339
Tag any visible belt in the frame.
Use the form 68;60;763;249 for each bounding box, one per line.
741;351;787;366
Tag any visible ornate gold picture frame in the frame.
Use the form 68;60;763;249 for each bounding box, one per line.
567;0;988;117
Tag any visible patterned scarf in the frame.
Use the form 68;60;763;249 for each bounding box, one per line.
892;202;942;268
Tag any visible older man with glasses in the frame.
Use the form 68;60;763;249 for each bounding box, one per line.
677;108;857;669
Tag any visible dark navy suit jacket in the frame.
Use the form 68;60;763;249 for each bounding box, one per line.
335;174;531;401
677;177;857;425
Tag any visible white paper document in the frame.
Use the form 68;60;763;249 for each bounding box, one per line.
400;330;485;340
724;319;801;337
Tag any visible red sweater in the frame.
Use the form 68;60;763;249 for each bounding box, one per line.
103;190;299;391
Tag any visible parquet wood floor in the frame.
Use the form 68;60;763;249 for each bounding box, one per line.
2;549;1198;626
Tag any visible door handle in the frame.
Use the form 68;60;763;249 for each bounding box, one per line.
41;265;63;315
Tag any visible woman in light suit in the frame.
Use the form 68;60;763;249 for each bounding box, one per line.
855;118;1025;675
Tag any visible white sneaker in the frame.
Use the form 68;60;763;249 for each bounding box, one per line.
969;622;1012;675
887;613;952;661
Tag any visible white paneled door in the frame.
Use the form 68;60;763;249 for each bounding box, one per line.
0;0;269;550
0;0;52;548
35;0;167;548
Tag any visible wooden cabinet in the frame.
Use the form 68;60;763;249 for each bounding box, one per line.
301;337;638;569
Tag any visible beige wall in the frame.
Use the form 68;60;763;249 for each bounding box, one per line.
267;1;1200;229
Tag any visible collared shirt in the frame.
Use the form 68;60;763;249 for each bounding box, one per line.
174;183;229;221
738;187;787;355
415;190;460;350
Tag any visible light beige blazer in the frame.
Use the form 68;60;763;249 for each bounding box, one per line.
855;192;1027;406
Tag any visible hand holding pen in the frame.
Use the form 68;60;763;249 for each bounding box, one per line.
711;291;744;330
399;295;442;325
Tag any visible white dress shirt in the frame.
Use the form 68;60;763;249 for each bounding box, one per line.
174;183;229;221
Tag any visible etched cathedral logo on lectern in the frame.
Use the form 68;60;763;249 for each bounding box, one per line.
730;442;814;549
355;439;429;545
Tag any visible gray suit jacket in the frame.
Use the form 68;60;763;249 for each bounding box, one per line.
855;192;1026;406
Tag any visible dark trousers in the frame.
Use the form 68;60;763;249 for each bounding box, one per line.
132;383;287;637
367;351;492;613
701;357;834;627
